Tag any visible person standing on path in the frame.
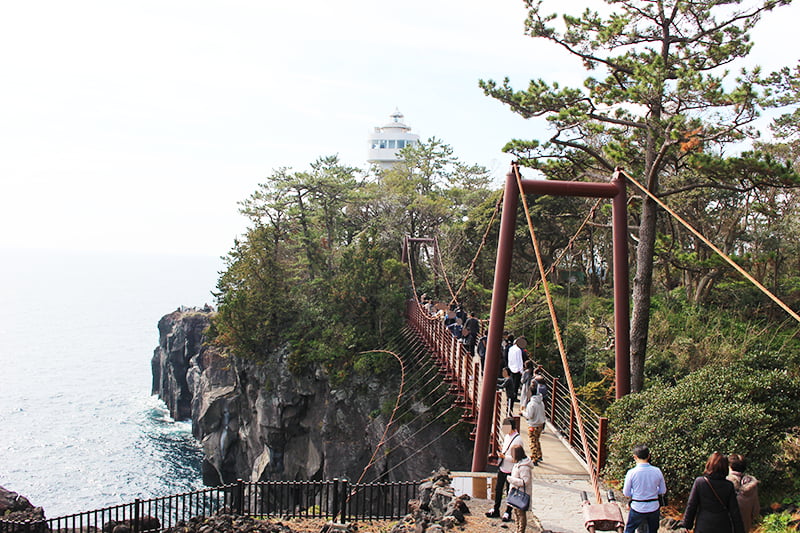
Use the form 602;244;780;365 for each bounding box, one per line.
486;417;523;522
682;453;745;533
522;392;546;465
727;454;759;532
507;445;533;533
622;444;667;533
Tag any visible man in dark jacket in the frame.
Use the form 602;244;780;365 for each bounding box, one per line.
463;312;480;357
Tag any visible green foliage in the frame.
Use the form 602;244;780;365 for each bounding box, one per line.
643;293;800;386
212;146;492;380
212;226;298;358
353;351;395;376
605;361;800;501
482;0;800;392
760;511;795;533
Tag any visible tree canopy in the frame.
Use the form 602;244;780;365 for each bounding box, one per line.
211;143;493;380
480;0;799;390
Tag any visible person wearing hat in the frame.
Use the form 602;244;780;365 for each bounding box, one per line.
507;336;526;403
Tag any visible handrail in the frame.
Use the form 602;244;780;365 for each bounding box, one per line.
405;300;501;461
405;299;608;472
533;370;608;470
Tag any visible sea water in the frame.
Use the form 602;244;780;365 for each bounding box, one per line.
0;249;224;517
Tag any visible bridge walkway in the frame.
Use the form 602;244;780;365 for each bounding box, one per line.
518;404;596;532
447;355;599;531
482;397;596;532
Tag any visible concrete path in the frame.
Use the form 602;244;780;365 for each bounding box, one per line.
497;398;607;532
455;419;602;532
521;420;598;532
459;364;620;532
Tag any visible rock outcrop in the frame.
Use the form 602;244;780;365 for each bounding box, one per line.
0;486;46;524
152;309;471;487
390;468;470;533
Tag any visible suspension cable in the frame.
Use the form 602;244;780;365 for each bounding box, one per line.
354;349;406;485
508;198;603;314
367;418;464;483
513;163;602;504
384;400;456;449
622;169;800;324
406;241;447;322
450;195;503;304
432;237;459;306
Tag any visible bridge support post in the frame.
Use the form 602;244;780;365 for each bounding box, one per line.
611;170;631;397
597;417;609;469
471;170;519;472
471;164;631;472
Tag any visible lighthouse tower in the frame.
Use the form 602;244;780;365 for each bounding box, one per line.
367;109;420;169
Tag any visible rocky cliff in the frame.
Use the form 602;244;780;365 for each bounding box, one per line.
0;486;45;523
152;308;471;486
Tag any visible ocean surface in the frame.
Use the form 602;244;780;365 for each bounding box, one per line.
0;249;225;517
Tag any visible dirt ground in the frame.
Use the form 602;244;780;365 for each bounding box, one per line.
278;511;533;532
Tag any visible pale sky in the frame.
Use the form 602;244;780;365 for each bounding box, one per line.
1;1;797;256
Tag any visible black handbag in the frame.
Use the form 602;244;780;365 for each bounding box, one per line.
507;481;530;511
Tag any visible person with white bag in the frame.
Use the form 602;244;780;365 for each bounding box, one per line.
507;444;533;533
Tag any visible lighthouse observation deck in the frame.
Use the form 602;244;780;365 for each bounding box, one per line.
367;109;419;169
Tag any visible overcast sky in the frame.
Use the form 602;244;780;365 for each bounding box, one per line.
1;1;797;256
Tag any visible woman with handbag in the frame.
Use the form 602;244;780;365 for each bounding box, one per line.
507;444;533;533
681;452;745;533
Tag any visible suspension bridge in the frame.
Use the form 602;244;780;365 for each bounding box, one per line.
374;162;800;531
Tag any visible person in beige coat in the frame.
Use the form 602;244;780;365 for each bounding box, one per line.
727;454;760;532
508;445;533;533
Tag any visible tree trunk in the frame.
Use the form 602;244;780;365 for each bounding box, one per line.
693;269;719;304
630;196;659;392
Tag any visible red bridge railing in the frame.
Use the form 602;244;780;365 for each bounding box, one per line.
405;300;608;472
405;301;503;460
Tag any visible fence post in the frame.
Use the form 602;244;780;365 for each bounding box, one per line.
331;478;340;521
340;479;349;523
472;362;480;418
236;479;245;515
567;400;576;447
597;417;608;470
550;378;559;422
133;499;141;533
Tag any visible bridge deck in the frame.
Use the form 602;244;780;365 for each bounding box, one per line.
516;400;588;478
503;399;600;532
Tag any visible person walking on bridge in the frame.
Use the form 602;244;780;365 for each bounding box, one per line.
622;444;667;533
507;337;526;403
463;311;480;358
522;392;546;465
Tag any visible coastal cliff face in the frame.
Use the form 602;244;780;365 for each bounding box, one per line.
152;309;471;486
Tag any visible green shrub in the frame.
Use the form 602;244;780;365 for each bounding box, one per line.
759;511;794;533
605;362;800;502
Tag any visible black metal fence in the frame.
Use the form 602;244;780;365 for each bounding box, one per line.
0;479;419;533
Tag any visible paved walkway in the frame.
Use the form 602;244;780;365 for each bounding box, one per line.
519;419;598;532
488;396;612;532
458;357;619;532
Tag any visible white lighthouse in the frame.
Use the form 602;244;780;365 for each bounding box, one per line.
367;109;420;169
